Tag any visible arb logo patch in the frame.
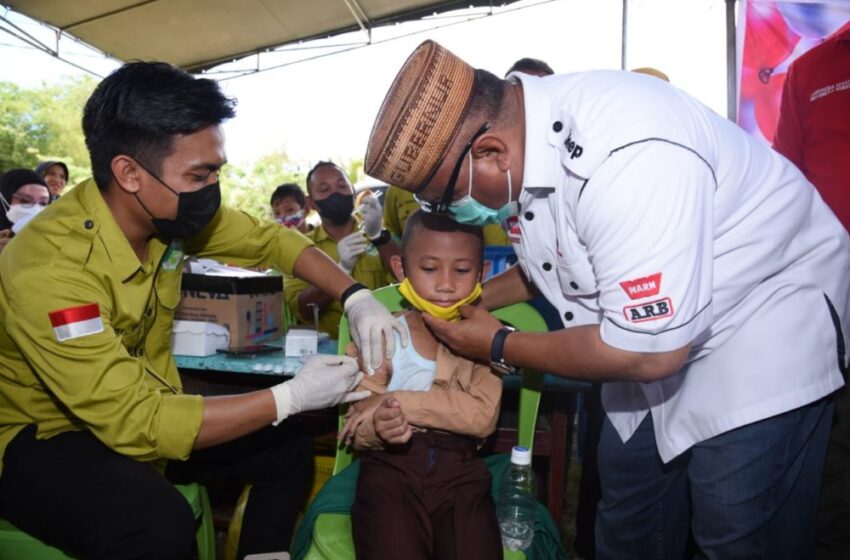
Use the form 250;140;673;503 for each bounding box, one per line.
619;273;662;300
623;297;674;323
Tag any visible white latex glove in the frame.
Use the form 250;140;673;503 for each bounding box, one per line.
358;193;383;239
344;289;410;373
270;355;370;425
337;232;369;273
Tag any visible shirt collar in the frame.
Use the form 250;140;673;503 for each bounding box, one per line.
512;72;560;190
79;178;147;281
311;223;331;243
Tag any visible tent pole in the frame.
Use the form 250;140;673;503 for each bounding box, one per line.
726;0;737;122
621;0;628;70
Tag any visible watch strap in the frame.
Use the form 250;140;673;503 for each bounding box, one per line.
370;229;391;246
490;326;517;372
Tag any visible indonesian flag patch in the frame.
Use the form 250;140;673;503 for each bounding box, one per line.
48;303;104;342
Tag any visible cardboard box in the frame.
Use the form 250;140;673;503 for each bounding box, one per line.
284;328;318;358
175;273;282;349
171;320;230;356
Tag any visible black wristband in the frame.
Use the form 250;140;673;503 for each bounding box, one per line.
370;229;391;247
490;325;518;375
340;282;368;307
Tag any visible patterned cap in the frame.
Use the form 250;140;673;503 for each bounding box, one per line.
365;40;475;191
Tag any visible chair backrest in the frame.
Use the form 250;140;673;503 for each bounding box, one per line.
334;284;547;474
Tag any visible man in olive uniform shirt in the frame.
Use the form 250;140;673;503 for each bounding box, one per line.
285;162;396;338
0;62;404;560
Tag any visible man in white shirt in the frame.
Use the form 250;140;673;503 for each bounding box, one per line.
364;40;850;558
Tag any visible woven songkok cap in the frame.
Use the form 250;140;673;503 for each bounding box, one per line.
365;40;475;191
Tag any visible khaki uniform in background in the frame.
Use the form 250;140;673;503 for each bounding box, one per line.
283;224;392;338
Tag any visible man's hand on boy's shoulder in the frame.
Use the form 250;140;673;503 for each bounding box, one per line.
373;398;413;446
422;304;502;362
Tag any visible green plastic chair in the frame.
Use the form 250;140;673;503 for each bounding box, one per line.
305;284;547;560
0;482;216;560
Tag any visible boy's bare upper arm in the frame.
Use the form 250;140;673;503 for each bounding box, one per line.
346;341;390;394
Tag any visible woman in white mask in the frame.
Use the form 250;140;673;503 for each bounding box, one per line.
0;169;51;254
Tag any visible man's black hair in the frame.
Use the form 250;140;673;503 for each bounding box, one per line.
468;69;506;124
401;210;484;268
82;61;236;191
305;161;345;196
270;183;306;208
505;57;554;77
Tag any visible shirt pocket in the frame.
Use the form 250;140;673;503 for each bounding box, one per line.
154;269;182;310
556;260;598;297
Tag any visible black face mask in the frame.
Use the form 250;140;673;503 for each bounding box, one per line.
134;163;221;239
314;192;354;226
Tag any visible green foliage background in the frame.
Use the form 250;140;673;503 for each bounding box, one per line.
1;77;363;221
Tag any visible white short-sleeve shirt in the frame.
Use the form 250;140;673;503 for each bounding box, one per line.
510;71;850;462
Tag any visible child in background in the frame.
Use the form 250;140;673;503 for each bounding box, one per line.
339;210;503;560
270;182;311;233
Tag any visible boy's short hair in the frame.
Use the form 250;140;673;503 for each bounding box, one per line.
270;183;306;207
402;210;484;267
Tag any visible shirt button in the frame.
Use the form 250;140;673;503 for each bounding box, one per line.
524;211;534;221
146;308;153;317
84;220;94;229
542;262;552;271
553;121;563;133
564;311;574;321
570;281;579;289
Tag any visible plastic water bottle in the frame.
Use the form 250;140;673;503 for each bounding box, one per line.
497;446;535;552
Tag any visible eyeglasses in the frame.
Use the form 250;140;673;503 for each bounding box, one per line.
414;122;491;214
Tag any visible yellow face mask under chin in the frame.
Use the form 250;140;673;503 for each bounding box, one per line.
398;277;483;322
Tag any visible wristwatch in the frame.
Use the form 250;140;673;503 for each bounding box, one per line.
490;325;518;375
370;229;392;247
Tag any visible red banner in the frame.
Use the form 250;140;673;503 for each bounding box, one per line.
738;1;850;143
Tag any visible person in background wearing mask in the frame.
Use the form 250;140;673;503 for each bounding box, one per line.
0;169;51;254
270;182;312;233
0;62;405;560
284;161;398;338
34;160;70;200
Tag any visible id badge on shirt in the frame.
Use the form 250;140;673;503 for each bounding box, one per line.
161;240;184;271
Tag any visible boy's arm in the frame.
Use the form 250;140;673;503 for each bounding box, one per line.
390;361;502;438
353;359;502;445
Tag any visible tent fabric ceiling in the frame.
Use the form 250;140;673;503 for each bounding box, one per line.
7;0;513;71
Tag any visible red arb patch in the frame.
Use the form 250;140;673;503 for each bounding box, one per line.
619;273;662;300
623;297;674;323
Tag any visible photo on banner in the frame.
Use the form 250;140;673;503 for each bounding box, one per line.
737;0;850;143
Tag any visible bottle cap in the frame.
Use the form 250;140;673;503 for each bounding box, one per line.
511;446;531;466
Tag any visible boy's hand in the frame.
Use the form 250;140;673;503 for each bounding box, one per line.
422;304;502;362
374;398;413;445
339;392;390;446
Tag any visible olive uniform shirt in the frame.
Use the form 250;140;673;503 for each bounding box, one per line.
382;185;511;246
0;178;313;473
283;224;392;338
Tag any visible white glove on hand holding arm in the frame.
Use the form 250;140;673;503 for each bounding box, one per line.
270;354;370;425
343;288;410;373
337;232;369;274
358;193;384;240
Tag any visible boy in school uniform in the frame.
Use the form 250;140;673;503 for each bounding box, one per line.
339;210;503;560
